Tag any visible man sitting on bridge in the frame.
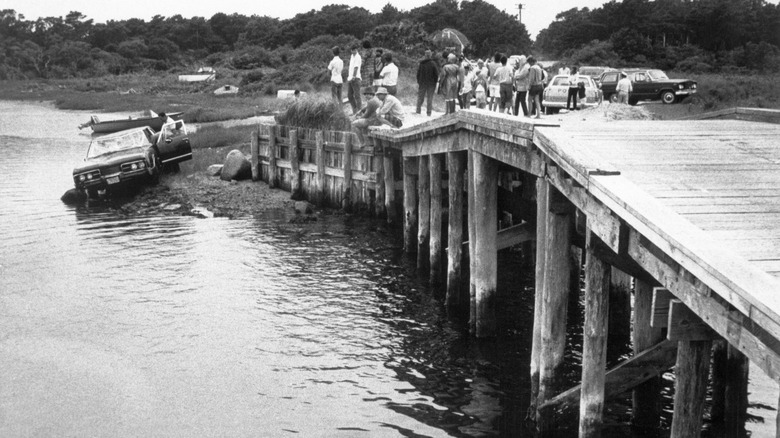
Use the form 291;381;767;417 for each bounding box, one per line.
351;87;404;145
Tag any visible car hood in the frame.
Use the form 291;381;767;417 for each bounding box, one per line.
649;78;697;85
73;147;146;174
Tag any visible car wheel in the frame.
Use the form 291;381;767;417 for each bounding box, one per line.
86;188;99;199
661;91;676;104
150;154;161;185
629;97;638;106
608;93;618;103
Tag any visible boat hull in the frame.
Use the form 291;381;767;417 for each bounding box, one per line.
91;112;184;134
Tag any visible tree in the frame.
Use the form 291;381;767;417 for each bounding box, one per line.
409;0;459;33
458;0;531;56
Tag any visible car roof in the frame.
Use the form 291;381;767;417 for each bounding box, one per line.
96;127;150;140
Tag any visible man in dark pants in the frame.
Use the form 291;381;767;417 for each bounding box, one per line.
416;50;439;116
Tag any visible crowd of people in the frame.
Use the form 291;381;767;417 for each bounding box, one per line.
323;41;634;144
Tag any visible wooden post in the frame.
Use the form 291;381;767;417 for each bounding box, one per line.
530;175;548;406
342;134;353;210
251;130;260;181
268;124;278;188
430;154;443;285
537;181;572;422
670;340;712;438
417;155;431;271
579;230;611;438
609;267;632;355
375;141;385;218
384;149;396;224
712;340;749;437
446;151;466;307
403;157;417;254
472;151;497;338
290;130;301;200
632;278;665;429
315;131;326;206
468;149;477;334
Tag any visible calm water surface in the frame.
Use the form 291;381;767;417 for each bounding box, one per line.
0;101;775;437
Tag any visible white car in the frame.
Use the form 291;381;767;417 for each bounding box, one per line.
542;74;603;113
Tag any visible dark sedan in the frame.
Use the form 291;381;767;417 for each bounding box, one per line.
598;69;697;104
73;120;192;198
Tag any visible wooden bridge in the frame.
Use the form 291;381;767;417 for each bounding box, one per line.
251;108;780;437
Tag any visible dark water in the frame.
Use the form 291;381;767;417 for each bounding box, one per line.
0;101;775;437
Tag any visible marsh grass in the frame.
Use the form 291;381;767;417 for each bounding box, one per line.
274;95;351;131
190;124;257;150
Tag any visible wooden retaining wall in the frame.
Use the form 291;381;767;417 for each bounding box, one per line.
250;124;402;218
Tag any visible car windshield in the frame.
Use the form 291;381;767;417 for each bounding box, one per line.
647;69;668;80
161;120;187;138
87;129;152;158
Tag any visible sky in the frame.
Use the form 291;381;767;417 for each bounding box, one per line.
3;0;617;39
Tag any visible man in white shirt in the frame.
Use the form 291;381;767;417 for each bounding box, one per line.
616;72;633;104
327;46;344;105
347;45;363;113
379;52;399;96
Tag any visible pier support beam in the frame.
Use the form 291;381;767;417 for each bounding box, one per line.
711;340;749;437
446;151;466;307
342;134;353;210
537;178;573;433
384;151;397;224
579;230;611;438
403;157;417;254
430;154;443;285
609;267;632;355
632;278;665;429
268;125;278;188
290;130;302;200
472;151;497;338
375;141;386;218
417;155;431;270
530;175;548;406
315;132;326;206
468;151;477;334
251;130;260;181
671;340;712;438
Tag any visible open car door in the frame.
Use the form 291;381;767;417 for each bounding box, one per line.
156;120;193;165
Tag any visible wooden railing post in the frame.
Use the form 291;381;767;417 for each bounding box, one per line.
268;124;278;189
467;148;477;334
251;129;260;181
315;131;326;206
343;134;353;210
530;175;549;408
375;141;386;218
290;130;301;200
632;278;665;430
446;151;466;307
417;155;430;270
429;154;443;285
403;157;418;254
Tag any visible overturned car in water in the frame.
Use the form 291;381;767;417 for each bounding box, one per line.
73;119;192;198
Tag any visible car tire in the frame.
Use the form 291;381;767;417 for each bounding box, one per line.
608;93;618;103
150;154;161;185
86;188;99;199
629;97;638;106
661;91;676;104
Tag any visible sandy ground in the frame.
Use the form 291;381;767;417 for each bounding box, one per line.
120;100;694;219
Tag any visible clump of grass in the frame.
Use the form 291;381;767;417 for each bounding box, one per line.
189;124;257;150
274;95;351;131
601;103;658;121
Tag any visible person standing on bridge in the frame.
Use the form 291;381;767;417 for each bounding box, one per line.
327;46;344;105
513;55;530;117
416;50;439;117
437;53;463;115
346;45;363;114
527;56;544;119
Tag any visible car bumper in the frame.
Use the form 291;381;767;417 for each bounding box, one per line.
675;89;697;96
542;99;601;109
74;169;152;191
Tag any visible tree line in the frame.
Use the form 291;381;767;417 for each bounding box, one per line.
537;0;780;72
0;0;531;80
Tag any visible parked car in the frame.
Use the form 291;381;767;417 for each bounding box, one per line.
542;74;602;113
598;69;697;104
73;119;192;197
578;66;616;80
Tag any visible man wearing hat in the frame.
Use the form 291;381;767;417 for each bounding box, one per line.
416;49;439;116
352;87;382;145
376;87;405;128
616;72;633;104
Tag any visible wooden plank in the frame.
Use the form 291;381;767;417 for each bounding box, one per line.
383;154;396;223
530;176;548;407
667;299;717;341
251;130;260;181
446;151;466;307
403;157;418;254
671;340;712;438
375;141;386;218
633;279;665;429
268;125;278;188
315;131;326;205
651;288;674;328
473;151;498;339
430;154;444;285
342;134;353;210
290;130;302;199
417;155;431;270
468;133;544;177
541;339;677;413
533;127;620;189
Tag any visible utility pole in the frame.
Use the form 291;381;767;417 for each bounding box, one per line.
516;3;524;23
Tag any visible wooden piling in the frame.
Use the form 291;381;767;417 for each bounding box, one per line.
417;155;431;271
609;267;633;354
403;157;418;254
268;124;278;188
530;175;549;405
712;340;749;437
579;230;611;438
446;151;466;307
467;150;477;334
430;154;443;285
632;278;665;429
290;130;301;199
342;134;353;210
375;141;386;218
251;130;260;181
537;181;572;419
384;151;396;224
670;340;712;438
315;131;326;206
472;151;497;338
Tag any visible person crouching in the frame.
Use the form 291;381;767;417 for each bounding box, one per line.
351;87;404;145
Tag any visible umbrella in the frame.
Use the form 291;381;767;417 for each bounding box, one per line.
430;28;471;53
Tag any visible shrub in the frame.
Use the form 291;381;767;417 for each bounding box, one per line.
274;95;351;131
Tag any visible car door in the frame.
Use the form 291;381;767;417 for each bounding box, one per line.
631;72;655;100
156;120;193;165
599;72;619;97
